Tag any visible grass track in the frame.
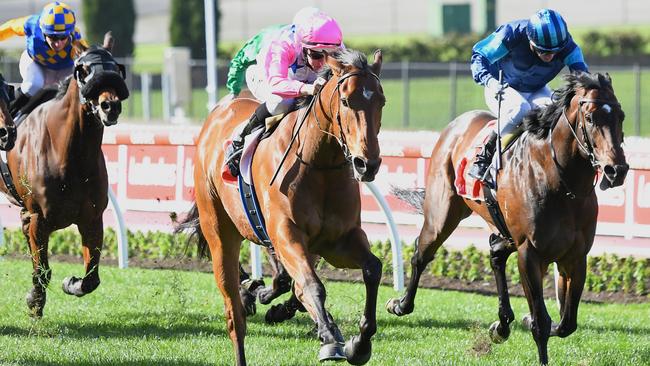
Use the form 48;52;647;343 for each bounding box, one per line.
1;258;648;365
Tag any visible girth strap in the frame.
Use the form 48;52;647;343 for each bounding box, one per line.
238;175;272;248
482;185;513;243
0;151;23;206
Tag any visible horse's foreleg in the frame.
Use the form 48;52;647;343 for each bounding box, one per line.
338;227;382;366
256;247;292;305
63;217;103;296
23;211;52;318
488;234;516;343
264;286;306;324
387;193;467;317
550;256;586;338
272;223;345;362
518;244;551;366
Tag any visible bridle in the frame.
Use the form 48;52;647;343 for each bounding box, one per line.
302;70;380;169
550;94;621;199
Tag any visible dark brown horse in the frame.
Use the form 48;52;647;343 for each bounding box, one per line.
0;34;129;318
178;49;385;366
0;74;17;150
386;72;627;365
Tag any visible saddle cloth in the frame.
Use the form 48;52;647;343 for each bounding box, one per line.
454;119;497;201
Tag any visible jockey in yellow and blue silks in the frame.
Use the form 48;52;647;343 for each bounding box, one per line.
468;8;589;181
0;1;88;115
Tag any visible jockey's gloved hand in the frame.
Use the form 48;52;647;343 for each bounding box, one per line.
487;78;509;100
300;77;327;96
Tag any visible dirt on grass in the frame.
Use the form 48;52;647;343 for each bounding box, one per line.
9;254;649;304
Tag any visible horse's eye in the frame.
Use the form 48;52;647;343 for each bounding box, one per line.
585;113;593;124
341;98;349;108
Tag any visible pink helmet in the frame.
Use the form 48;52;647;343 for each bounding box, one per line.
295;10;342;50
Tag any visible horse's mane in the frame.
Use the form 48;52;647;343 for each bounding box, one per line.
55;76;73;100
296;48;370;109
523;72;614;139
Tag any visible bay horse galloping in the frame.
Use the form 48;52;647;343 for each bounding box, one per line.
0;34;129;318
386;72;627;365
0;74;17;150
178;49;385;366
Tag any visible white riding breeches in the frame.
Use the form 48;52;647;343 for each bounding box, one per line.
484;82;553;134
245;63;317;115
19;50;72;96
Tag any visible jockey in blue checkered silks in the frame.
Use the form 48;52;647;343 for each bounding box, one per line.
468;8;589;181
0;1;88;115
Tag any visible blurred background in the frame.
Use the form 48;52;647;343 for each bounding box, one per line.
1;0;649;134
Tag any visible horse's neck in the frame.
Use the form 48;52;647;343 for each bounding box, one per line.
543;112;596;192
51;80;104;171
296;106;346;171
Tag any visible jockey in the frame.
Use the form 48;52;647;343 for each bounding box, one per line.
468;8;589;181
225;7;343;177
0;1;87;116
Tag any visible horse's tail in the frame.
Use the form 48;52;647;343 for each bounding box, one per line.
391;186;426;215
174;202;210;258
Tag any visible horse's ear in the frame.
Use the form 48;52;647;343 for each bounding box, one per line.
325;53;344;77
371;49;383;76
103;31;114;52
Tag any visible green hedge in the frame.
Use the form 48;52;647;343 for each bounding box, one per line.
1;228;647;296
219;30;650;63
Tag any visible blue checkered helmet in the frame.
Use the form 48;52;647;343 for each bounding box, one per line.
39;2;76;37
526;9;569;52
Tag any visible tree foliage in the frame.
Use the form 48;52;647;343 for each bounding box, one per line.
170;0;220;59
81;0;136;57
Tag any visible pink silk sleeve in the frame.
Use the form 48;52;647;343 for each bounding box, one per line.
262;39;306;98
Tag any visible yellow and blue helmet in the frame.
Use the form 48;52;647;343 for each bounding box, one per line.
39;1;76;37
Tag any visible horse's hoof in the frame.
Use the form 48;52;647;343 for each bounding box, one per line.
239;287;257;316
488;321;508;344
62;276;86;297
522;314;533;330
344;335;372;365
318;342;346;362
25;289;45;318
385;298;410;316
264;303;296;324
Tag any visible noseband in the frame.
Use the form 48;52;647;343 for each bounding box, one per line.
306;70;381;168
551;96;620;198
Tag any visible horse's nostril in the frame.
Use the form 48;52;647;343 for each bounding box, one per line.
0;128;6;138
100;101;111;112
353;157;367;174
603;165;616;177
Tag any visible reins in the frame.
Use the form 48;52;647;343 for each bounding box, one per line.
269;69;380;185
549;97;619;199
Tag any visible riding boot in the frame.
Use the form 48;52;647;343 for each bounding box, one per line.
468;131;498;180
9;89;30;117
225;103;271;177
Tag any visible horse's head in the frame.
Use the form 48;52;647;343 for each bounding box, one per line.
321;49;385;181
73;33;129;126
566;72;628;189
0;74;16;150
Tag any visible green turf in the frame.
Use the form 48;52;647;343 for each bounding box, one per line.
1;258;648;365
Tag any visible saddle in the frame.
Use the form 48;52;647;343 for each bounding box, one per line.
454;120;498;201
220;112;288;248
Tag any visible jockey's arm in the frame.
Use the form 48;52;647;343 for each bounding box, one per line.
266;41;306;98
0;16;29;41
470;24;513;86
561;42;589;74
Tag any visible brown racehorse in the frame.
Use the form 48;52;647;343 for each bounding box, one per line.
0;33;129;318
0;74;16;150
178;49;385;366
386;72;627;365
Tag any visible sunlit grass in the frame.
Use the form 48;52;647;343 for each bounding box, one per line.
1;258;648;365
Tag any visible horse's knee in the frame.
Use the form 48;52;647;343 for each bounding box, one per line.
362;256;382;284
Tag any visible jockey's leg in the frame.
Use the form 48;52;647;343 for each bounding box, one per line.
469;85;532;180
225;102;271;177
12;51;45;116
